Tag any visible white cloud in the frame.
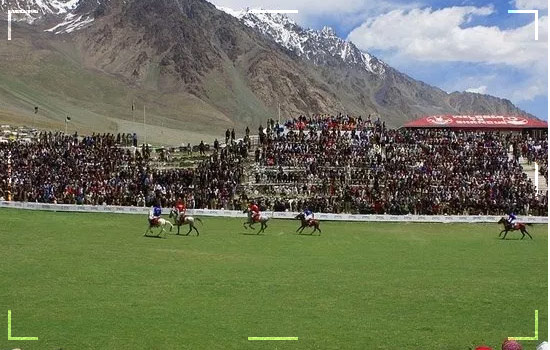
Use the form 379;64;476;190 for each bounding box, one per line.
513;0;548;10
347;5;548;106
347;6;547;68
465;85;488;94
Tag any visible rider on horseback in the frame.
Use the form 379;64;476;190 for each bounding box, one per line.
174;196;186;220
303;208;314;226
507;211;518;229
149;202;162;226
249;202;260;223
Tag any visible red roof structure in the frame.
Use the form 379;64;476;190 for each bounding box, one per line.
403;115;548;129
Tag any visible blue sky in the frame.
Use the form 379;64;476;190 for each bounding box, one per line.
212;0;548;119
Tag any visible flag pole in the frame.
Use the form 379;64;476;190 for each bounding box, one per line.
132;99;135;123
143;104;147;146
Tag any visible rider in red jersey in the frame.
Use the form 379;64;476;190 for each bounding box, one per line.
174;196;186;221
249;202;260;223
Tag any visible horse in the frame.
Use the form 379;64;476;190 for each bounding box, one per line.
497;217;533;240
295;213;321;235
144;218;174;238
168;209;202;236
243;208;269;234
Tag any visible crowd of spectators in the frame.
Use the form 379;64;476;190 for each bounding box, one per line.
515;134;548;182
0;115;547;217
247;114;547;216
0;131;247;210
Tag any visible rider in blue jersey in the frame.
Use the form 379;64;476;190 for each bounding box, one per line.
507;212;517;228
303;208;314;225
149;203;162;225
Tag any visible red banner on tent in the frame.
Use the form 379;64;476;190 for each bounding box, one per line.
403;115;548;129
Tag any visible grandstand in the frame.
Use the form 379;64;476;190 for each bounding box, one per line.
0;113;547;217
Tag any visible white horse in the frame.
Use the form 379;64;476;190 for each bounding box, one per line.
169;209;203;236
243;208;270;234
144;218;174;238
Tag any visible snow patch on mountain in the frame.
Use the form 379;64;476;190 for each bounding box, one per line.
45;12;94;33
217;6;386;75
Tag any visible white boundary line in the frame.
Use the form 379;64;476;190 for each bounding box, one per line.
0;201;547;223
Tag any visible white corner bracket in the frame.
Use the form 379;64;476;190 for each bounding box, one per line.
7;9;39;40
508;10;539;40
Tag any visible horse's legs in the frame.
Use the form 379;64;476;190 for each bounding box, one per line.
502;230;509;240
523;228;533;240
186;224;192;236
296;225;303;233
193;225;200;236
498;229;505;238
243;221;248;229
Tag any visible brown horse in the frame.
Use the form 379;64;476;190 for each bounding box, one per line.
295;213;321;235
497;217;533;240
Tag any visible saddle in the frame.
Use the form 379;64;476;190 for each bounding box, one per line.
149;218;159;226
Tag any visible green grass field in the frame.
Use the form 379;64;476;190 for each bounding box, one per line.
0;209;547;350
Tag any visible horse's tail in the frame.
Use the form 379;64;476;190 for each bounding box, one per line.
196;217;203;225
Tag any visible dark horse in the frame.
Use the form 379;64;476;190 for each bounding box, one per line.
497;217;533;240
295;213;321;235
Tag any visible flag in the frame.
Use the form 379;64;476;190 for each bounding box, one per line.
66;116;71;122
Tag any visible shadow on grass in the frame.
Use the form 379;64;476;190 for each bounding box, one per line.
143;234;166;239
497;237;534;241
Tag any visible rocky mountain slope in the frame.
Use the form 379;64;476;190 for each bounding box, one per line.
0;0;532;143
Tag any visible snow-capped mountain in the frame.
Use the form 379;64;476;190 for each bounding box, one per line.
0;0;100;33
217;7;386;75
0;0;531;137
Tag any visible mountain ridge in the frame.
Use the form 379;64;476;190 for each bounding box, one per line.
0;0;536;144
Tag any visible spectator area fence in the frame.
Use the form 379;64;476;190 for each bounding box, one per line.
1;201;547;224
